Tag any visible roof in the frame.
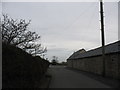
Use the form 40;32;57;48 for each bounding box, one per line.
68;49;86;59
68;40;120;60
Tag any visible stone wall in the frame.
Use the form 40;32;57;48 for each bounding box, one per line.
67;53;120;79
105;53;119;78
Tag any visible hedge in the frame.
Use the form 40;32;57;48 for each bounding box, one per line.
2;43;50;88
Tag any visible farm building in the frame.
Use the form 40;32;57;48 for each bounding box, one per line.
67;40;120;79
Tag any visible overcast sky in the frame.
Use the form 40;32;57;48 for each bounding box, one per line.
1;1;118;62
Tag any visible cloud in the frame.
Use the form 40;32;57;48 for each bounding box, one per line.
2;2;118;62
2;0;119;2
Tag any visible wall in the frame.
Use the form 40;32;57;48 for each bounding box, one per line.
67;53;120;79
105;53;119;78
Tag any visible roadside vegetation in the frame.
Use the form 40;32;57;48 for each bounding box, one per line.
1;14;50;88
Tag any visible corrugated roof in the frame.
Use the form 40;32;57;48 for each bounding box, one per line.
68;40;120;60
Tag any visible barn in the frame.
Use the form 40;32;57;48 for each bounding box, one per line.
67;40;120;79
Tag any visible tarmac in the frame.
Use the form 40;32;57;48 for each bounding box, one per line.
47;65;119;88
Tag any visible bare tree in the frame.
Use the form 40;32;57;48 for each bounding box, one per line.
52;56;58;61
27;44;47;56
51;56;58;65
1;14;47;56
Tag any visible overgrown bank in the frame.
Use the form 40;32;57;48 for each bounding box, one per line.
2;43;50;88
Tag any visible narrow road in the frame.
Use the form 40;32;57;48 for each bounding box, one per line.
48;65;112;88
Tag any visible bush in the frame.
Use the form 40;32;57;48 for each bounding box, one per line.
2;43;50;88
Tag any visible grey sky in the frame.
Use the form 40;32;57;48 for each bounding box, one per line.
1;2;118;62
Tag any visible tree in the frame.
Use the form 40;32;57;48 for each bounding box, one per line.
28;44;47;56
51;56;58;65
52;56;58;61
1;14;47;56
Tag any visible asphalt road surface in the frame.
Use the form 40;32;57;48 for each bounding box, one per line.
48;65;114;88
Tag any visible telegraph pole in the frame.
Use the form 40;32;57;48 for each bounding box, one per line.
100;0;105;77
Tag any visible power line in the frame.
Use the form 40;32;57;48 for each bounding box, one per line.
85;3;99;30
64;3;98;30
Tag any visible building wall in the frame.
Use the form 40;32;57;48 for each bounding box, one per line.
105;53;119;78
67;53;120;79
118;53;120;80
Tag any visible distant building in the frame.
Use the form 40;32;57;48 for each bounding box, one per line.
68;49;86;60
67;40;120;79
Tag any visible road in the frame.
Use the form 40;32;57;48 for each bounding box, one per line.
48;65;113;88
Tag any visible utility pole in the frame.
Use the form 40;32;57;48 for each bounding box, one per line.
100;0;105;77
